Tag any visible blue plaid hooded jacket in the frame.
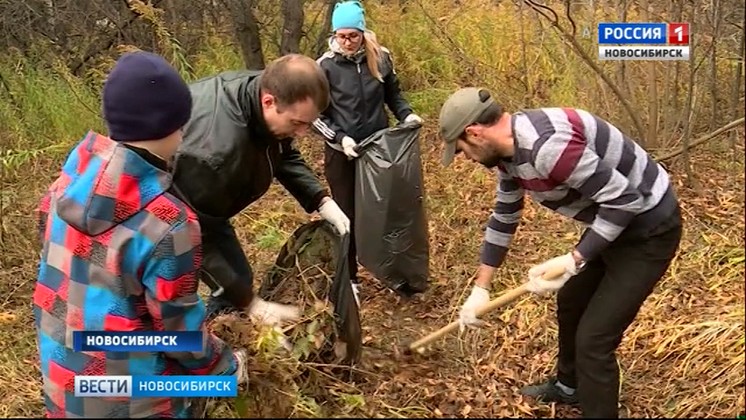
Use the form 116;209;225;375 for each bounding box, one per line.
33;132;237;418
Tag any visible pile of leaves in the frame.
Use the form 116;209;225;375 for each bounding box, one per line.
257;220;353;366
203;220;364;418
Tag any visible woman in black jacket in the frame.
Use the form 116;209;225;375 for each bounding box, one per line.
312;0;422;304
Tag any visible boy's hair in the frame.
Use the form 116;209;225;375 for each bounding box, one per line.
261;54;331;111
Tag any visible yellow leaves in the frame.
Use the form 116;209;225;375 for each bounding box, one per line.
728;255;745;265
0;312;16;324
514;402;535;416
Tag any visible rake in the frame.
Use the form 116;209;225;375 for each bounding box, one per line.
404;265;567;354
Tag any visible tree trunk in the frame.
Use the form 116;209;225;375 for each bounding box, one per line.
682;10;702;193
67;0;165;76
709;0;722;130
661;1;674;146
164;0;177;26
225;0;265;70
280;0;304;56
640;0;656;149
670;1;684;136
729;13;745;155
519;0;531;105
314;0;337;57
615;0;629;95
44;0;55;27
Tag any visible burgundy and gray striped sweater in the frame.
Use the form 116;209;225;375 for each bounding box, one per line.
481;107;678;267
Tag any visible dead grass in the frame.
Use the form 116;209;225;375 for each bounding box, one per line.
0;129;744;418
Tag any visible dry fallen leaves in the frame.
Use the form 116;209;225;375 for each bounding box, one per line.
3;131;743;419
0;312;17;323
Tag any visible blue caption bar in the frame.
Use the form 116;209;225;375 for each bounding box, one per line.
598;23;667;44
72;331;203;352
74;375;238;398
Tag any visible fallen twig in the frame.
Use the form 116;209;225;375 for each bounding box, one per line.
656;117;745;162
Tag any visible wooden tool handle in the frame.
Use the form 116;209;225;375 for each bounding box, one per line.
407;264;567;351
473;264;566;317
406;284;529;351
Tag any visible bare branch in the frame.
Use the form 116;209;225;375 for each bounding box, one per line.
414;0;526;97
523;0;647;142
657;117;745;162
564;0;576;38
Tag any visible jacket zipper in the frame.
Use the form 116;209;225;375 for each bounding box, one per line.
246;145;274;204
246;145;275;203
265;145;274;180
356;63;368;129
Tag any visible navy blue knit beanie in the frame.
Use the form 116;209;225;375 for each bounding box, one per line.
102;51;192;142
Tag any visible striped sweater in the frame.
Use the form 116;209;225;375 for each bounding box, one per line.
481;107;678;267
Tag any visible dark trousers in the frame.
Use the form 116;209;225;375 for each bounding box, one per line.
168;182;254;314
199;218;255;315
324;144;358;282
556;206;683;418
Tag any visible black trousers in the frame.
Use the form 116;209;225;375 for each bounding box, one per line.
555;205;683;418
199;217;255;314
323;144;358;282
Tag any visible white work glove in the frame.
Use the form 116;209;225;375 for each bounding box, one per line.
341;136;359;158
246;296;301;326
318;198;350;235
404;113;423;124
525;253;578;295
458;285;491;331
233;349;249;385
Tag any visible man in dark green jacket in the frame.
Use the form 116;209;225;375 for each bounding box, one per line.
171;54;350;324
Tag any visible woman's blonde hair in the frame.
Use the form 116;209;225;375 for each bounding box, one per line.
362;30;384;82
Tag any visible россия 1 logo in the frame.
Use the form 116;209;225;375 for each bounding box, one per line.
597;22;690;61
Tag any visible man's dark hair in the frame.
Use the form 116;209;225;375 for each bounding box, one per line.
474;89;503;125
261;54;331;111
459;89;504;140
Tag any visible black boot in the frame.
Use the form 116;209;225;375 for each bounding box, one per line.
385;279;418;299
205;296;239;321
520;377;580;405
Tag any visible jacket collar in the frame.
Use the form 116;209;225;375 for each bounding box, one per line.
122;143;169;171
56;132;171;236
328;36;366;64
245;74;279;144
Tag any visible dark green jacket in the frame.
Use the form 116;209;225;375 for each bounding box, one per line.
170;70;329;308
172;70;328;221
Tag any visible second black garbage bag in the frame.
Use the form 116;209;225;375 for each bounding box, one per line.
353;120;431;296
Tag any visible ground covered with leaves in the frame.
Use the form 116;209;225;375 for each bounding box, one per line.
0;128;743;418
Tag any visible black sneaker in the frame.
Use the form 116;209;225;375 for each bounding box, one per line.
520;378;579;405
388;280;419;299
205;297;239;321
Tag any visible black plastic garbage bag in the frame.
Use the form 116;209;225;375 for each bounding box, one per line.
353;120;430;295
258;220;362;366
